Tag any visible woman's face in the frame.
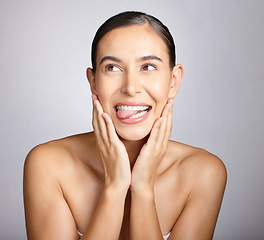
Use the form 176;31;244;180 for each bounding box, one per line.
88;25;182;141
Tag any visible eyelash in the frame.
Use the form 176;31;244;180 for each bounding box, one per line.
104;63;157;72
104;64;121;72
142;63;157;71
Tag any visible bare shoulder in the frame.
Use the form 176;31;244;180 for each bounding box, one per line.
165;142;227;239
188;147;226;188
24;136;74;176
23;137;75;206
23;134;95;240
24;132;94;173
168;141;227;191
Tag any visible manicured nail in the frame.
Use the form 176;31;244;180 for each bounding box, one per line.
168;99;173;109
92;94;96;101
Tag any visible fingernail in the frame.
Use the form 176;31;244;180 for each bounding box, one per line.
92;94;96;101
169;99;173;109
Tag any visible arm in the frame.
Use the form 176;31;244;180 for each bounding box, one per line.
130;187;164;240
24;145;128;240
129;98;227;240
80;186;127;240
169;154;227;240
23;146;79;240
24;96;131;240
130;99;173;240
82;96;131;240
130;153;226;240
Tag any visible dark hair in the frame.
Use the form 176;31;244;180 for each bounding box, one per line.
91;11;176;72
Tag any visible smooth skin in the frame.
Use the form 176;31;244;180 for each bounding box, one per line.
24;25;227;240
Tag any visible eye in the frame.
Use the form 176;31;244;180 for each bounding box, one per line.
105;64;121;72
142;64;157;71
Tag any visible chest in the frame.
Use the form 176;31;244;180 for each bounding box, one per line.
63;169;188;238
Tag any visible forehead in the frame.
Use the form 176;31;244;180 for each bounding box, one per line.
96;25;169;63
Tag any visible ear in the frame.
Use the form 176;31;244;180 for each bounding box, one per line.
86;68;97;94
168;64;183;99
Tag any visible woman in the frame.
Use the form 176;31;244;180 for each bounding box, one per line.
23;11;227;240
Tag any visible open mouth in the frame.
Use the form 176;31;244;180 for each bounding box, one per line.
114;103;152;123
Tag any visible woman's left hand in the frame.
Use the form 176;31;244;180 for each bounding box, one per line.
131;99;174;192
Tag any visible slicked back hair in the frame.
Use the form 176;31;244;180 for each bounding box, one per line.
91;11;176;72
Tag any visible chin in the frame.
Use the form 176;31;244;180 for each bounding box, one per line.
116;126;151;141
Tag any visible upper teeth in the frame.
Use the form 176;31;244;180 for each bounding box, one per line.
116;106;149;111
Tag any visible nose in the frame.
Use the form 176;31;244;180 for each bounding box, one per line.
121;70;141;96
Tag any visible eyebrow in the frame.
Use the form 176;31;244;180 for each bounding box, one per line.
138;55;162;62
99;55;162;65
99;56;121;65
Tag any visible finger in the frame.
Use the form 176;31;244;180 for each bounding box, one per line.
93;97;109;146
160;99;173;118
95;99;109;145
146;117;163;147
92;95;100;133
92;100;105;147
156;99;173;148
102;112;120;144
92;95;100;138
163;103;173;145
147;99;172;148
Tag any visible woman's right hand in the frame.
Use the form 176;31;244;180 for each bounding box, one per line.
92;94;131;192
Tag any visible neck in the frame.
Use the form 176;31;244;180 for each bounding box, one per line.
119;135;149;168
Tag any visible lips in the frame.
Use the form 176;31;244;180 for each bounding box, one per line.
114;102;152;124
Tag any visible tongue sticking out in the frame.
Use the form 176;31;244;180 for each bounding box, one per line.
116;109;139;119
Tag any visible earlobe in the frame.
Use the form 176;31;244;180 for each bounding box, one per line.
168;64;183;99
86;68;97;94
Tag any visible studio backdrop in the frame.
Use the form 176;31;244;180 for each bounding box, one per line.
0;0;263;239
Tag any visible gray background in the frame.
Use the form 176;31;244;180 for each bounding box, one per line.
0;0;263;239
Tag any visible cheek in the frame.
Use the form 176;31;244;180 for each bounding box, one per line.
95;79;116;113
147;76;171;112
148;72;171;96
